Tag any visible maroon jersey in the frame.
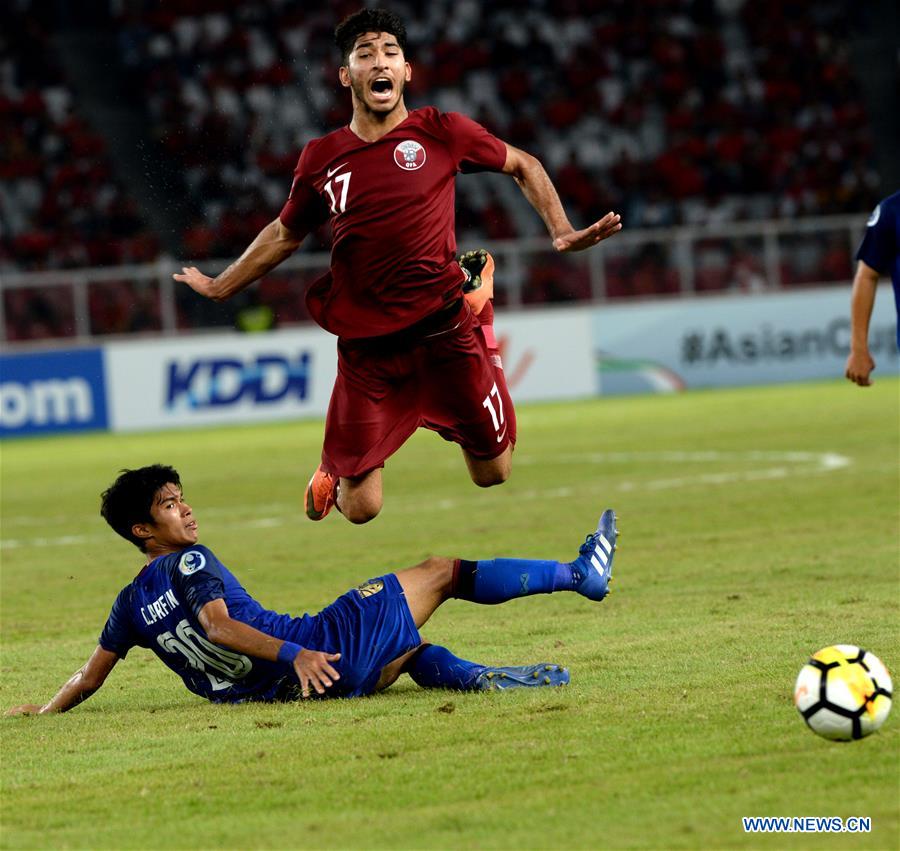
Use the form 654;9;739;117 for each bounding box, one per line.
279;107;507;338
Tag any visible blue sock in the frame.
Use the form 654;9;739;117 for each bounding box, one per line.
404;644;484;690
452;558;575;604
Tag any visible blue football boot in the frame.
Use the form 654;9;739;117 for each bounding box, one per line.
571;509;618;601
473;663;570;690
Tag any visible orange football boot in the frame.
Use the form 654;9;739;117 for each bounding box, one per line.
304;464;337;520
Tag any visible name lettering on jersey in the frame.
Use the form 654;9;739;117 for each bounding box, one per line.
179;550;206;575
141;588;180;625
393;140;426;171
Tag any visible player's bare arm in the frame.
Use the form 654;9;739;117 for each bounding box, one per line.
6;645;118;716
199;598;341;697
502;143;622;252
845;260;880;387
173;217;304;303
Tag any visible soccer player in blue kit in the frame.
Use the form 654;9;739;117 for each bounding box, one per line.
845;190;900;386
7;465;618;714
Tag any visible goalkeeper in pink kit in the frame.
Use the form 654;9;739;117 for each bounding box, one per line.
175;9;622;524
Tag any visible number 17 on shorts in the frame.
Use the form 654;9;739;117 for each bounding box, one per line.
482;382;506;443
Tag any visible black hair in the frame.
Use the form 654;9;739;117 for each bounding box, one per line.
334;8;407;63
100;465;182;552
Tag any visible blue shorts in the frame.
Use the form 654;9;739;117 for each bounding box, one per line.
299;573;421;698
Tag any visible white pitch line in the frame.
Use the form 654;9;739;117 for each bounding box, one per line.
246;517;285;529
2;534;94;549
512;450;852;468
0;451;851;550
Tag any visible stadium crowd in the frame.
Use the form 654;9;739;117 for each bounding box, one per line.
1;0;882;339
1;4;162;338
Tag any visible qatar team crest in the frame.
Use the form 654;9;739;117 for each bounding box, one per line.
179;550;206;575
393;140;426;171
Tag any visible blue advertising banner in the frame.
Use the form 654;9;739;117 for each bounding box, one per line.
0;349;108;437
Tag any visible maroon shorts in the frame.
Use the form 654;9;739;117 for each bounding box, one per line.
321;300;516;479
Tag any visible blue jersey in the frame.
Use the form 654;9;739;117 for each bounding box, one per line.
99;545;316;703
856;190;900;346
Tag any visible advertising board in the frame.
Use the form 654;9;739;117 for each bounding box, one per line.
0;348;108;437
592;286;898;394
105;328;338;431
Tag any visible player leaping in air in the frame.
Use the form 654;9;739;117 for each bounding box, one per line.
174;8;622;524
7;465;618;713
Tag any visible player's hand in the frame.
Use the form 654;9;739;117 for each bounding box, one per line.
553;212;622;252
173;266;218;299
845;350;875;386
6;704;44;716
293;650;341;698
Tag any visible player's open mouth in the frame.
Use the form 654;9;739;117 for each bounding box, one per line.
370;77;394;100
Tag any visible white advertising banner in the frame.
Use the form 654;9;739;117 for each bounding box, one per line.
494;306;594;402
591;286;898;394
105;327;338;431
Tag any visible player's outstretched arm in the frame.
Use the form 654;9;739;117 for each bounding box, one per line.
6;645;118;716
845;260;880;386
501;143;622;252
173;217;304;302
199;599;340;697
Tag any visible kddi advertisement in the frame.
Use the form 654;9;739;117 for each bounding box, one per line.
104;328;338;430
592;285;898;394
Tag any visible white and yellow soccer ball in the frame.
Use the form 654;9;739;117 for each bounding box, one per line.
794;645;892;741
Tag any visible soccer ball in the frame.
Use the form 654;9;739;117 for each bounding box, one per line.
794;645;892;741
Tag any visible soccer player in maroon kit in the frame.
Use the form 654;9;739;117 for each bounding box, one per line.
175;9;622;524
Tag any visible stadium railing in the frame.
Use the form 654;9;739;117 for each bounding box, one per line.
1;213;865;345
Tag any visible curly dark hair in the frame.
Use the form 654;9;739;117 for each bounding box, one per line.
100;464;182;552
334;8;408;63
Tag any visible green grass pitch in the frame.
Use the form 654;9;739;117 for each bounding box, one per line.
2;379;898;850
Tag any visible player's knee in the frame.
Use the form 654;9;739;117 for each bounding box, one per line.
470;463;510;488
337;484;382;524
338;475;383;523
343;502;381;524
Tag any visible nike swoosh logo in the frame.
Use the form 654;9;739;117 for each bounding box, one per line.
496;427;507;443
326;162;349;178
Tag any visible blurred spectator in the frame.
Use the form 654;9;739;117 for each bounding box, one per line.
3;286;75;340
523;255;591;304
729;253;768;294
1;5;158;274
235;289;276;333
88;281;163;336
